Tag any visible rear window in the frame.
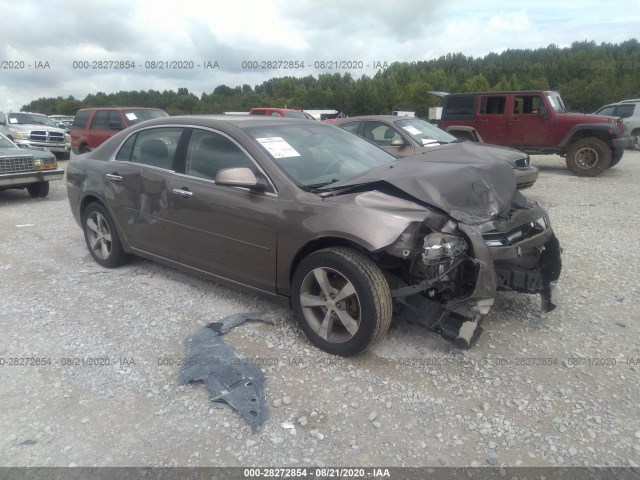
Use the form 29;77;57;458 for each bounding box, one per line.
71;110;91;129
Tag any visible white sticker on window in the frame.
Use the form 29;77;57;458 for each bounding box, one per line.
256;137;301;158
9;118;18;124
401;125;422;136
422;139;438;146
125;113;138;121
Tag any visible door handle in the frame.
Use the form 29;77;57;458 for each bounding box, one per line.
105;173;123;181
172;188;193;198
511;118;521;122
479;118;488;122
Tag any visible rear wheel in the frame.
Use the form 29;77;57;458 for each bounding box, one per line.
82;202;130;268
565;137;611;176
79;145;91;154
27;181;49;198
291;247;392;356
632;133;640;151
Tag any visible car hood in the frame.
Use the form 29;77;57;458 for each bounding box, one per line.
321;142;517;225
0;146;55;160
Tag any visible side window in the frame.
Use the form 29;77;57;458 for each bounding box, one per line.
338;121;360;133
115;133;137;161
108;111;124;129
362;121;402;146
514;96;543;114
90;110;110;131
71;110;90;129
270;111;282;117
125;128;182;169
444;96;475;116
185;130;257;181
480;96;506;114
251;110;266;116
615;104;635;118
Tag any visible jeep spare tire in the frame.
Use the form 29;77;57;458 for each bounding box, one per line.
566;137;611;176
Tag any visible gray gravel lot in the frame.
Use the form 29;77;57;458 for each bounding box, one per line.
1;151;639;468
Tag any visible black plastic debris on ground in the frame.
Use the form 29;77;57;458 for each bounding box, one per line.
178;313;275;432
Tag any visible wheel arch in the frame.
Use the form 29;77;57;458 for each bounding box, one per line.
288;237;373;288
444;126;483;142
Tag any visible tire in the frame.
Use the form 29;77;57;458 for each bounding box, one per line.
565;137;611;176
55;151;70;160
291;247;393;357
26;181;49;198
79;145;91;154
82;202;130;268
632;133;640;151
609;150;624;168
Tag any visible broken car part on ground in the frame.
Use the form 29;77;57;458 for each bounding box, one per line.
178;313;274;432
66;116;562;357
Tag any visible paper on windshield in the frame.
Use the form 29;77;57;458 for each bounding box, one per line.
401;125;422;136
125;113;138;121
256;137;301;158
422;139;438;146
9;118;18;124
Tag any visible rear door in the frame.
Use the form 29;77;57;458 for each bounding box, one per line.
104;126;185;260
168;128;278;292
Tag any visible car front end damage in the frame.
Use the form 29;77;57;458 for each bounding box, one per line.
379;194;561;349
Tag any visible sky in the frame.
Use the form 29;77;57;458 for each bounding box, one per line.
1;0;639;111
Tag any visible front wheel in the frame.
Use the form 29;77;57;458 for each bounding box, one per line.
27;181;49;198
82;202;130;268
291;247;392;356
609;150;624;168
565;138;611;176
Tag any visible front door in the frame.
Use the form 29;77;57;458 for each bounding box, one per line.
506;94;550;145
168;129;278;292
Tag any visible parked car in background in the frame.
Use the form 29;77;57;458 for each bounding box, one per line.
334;115;538;189
0;132;63;198
66;115;561;356
437;90;627;176
70;107;169;154
49;115;75;129
248;107;313;119
594;99;640;150
0;112;71;160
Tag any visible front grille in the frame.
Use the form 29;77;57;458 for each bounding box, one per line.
0;155;35;173
29;130;65;143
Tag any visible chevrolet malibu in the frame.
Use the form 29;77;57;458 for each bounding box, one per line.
66;116;561;356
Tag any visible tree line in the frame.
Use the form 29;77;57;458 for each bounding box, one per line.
22;39;640;118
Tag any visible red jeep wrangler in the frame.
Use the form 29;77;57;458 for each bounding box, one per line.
438;91;627;176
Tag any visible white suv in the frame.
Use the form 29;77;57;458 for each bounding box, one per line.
595;99;640;150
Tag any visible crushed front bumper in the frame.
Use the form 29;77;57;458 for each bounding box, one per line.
390;202;562;348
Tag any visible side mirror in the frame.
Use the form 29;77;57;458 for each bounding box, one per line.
538;105;548;120
390;138;405;147
108;121;124;130
215;167;263;190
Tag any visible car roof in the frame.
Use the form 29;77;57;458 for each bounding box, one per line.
77;106;165;111
334;115;422;123
128;115;320;129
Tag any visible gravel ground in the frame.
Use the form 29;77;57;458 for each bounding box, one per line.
1;151;639;469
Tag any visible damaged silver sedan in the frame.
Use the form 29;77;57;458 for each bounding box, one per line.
66;116;561;356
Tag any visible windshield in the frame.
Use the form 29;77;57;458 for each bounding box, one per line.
545;92;567;113
244;124;395;189
0;133;17;148
394;118;457;145
7;113;58;127
123;109;169;125
283;111;309;119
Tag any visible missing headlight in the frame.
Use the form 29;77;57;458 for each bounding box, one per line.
422;233;467;266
